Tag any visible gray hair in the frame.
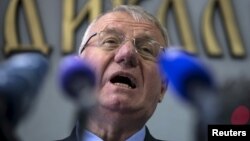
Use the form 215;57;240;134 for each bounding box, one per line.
79;5;169;54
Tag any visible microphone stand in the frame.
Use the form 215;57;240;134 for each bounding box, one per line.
73;83;96;141
189;83;219;141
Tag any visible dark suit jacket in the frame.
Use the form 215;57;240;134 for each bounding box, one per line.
57;126;165;141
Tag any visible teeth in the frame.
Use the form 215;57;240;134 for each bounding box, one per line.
114;82;132;89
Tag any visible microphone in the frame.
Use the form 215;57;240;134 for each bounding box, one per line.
158;47;215;101
58;55;96;141
58;55;96;107
158;47;218;141
0;52;49;140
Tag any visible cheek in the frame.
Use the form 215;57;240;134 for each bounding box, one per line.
142;64;162;101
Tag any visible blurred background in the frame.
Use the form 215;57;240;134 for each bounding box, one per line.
0;0;249;141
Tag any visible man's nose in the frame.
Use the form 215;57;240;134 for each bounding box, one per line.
114;41;139;68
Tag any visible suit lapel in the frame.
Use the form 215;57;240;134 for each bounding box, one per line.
144;126;163;141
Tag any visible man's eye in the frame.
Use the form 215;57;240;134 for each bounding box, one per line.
101;37;120;46
104;39;119;44
140;46;154;55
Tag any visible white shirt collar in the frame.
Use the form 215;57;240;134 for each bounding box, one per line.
126;126;146;141
81;126;146;141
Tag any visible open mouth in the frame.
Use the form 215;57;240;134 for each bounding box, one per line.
110;74;136;89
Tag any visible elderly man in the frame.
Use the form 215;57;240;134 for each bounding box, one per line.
60;5;169;141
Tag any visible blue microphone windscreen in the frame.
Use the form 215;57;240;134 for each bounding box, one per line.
58;55;95;99
158;47;214;101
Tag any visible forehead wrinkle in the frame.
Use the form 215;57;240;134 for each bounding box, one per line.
102;27;155;43
94;17;157;31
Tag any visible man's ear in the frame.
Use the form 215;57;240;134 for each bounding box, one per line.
159;80;168;103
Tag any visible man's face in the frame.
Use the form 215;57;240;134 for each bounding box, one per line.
80;12;167;120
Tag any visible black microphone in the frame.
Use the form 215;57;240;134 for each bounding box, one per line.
58;55;96;141
0;52;49;141
158;47;219;141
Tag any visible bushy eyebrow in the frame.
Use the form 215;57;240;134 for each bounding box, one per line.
103;26;158;42
135;34;155;41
